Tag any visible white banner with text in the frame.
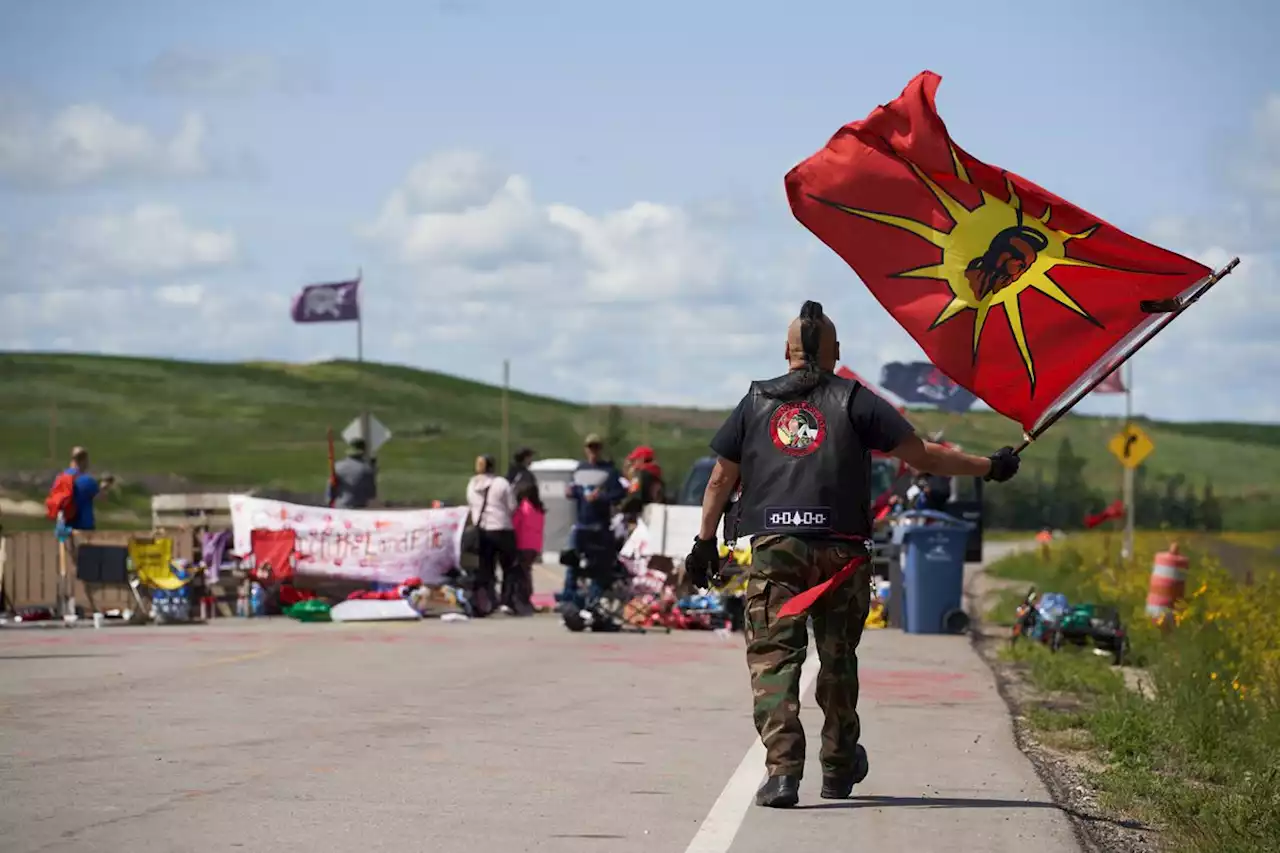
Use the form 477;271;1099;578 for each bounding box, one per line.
229;496;467;584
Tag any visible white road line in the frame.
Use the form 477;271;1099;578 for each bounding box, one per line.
683;646;821;853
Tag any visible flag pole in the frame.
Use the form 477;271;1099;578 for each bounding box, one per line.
1013;257;1239;455
1121;361;1135;560
356;267;364;367
355;267;370;457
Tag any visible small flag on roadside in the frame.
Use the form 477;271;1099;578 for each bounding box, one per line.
291;278;360;323
1091;368;1127;395
1084;500;1125;529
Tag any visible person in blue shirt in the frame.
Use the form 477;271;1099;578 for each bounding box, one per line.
58;447;114;531
558;433;626;606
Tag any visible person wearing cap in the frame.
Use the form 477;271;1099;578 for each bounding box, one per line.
326;438;377;509
559;434;626;607
619;445;666;515
684;300;1022;809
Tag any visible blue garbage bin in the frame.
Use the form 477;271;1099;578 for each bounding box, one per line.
891;510;975;635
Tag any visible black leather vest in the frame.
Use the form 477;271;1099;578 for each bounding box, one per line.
735;370;872;539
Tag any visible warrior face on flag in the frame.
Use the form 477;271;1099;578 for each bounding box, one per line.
966;225;1050;299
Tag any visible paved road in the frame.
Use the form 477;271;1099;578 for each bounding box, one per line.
0;543;1078;853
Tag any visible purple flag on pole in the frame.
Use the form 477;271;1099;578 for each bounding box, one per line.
291;279;360;323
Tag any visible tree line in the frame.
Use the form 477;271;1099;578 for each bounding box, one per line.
981;437;1225;531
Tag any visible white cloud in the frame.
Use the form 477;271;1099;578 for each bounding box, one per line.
50;205;238;281
551;201;729;301
1132;248;1280;422
361;150;738;305
0;283;286;360
0;205;238;297
357;150;921;405
0;103;208;188
1105;90;1280;423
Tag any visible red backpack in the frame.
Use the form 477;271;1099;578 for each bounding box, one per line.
45;471;78;523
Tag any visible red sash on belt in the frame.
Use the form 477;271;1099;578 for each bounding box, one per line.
776;554;869;618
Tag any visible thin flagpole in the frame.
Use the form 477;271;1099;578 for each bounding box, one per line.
1122;361;1135;560
356;268;369;454
1013;257;1238;455
356;267;364;366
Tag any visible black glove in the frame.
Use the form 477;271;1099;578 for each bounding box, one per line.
985;446;1021;482
685;537;721;588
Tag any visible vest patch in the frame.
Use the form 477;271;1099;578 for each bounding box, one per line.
763;506;833;530
769;401;827;457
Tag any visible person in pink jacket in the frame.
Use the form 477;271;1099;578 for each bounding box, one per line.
507;480;546;615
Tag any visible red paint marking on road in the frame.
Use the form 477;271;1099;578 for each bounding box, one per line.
0;629;327;648
861;668;967;683
858;668;983;703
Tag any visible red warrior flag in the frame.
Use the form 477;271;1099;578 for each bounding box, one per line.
786;71;1212;433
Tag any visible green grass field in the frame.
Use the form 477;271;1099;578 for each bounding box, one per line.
2;352;1277;529
986;532;1280;851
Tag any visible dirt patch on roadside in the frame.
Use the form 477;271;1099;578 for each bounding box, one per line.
966;559;1165;853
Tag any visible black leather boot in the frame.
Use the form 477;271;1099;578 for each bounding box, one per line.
820;744;870;799
755;774;801;808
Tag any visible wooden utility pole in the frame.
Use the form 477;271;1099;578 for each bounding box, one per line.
501;359;510;469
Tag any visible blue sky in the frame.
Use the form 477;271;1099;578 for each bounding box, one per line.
1;0;1277;427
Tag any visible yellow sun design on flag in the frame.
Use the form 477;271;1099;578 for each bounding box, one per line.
810;148;1126;392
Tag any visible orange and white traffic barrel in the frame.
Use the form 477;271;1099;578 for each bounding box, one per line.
1146;543;1189;621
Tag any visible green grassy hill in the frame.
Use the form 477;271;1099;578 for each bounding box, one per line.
2;352;1276;529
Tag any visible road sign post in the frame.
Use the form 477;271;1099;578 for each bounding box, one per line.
1107;423;1154;470
1107;377;1154;560
342;414;392;458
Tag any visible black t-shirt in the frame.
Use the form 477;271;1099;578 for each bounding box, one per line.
710;381;914;464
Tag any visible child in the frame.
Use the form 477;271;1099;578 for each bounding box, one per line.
508;480;546;616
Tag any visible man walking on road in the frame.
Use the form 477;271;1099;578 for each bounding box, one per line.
685;301;1022;809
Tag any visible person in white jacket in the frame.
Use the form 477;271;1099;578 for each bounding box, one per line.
465;454;518;617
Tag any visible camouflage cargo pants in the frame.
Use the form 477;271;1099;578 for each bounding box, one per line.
744;534;872;779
